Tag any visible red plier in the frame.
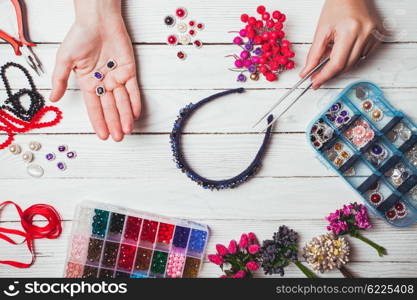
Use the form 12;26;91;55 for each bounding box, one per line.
0;0;43;75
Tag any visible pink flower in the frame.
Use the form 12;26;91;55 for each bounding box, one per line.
248;244;260;255
216;244;229;256
239;233;248;249
248;232;259;245
228;240;237;254
208;254;223;265
246;261;259;271
232;270;246;278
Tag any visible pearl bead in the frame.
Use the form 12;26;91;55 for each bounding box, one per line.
371;109;383;121
8;144;21;155
22;151;34;163
29;141;41;151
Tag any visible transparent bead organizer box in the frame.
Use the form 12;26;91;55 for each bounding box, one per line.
307;81;417;227
64;201;209;278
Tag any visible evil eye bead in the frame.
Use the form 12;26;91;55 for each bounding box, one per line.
177;22;187;33
45;153;56;161
96;86;106;97
57;162;67;171
58;145;68;152
179;34;191;45
362;100;373;112
193;39;203;49
29;141;41;151
177;51;186;60
8;144;22;155
106;60;117;70
167;34;178;46
93;71;104;81
196;23;204;30
175;7;187;19
369;192;383;205
371;109;383;121
22;151;34;163
67;151;77;159
164;15;176;27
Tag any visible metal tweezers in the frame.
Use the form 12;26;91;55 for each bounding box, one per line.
253;57;330;132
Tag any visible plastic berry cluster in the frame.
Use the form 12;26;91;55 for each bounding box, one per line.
228;5;295;82
164;7;204;60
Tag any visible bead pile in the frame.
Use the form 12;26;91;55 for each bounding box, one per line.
310;119;334;150
66;202;209;278
164;7;205;60
9;141;44;178
0;63;63;150
45;144;77;172
325;102;352;128
228;5;295;82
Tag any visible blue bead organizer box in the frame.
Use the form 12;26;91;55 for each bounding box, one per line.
64;201;209;278
307;81;417;227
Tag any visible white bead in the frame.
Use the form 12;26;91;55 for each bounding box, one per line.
8;144;22;155
29;141;41;151
27;164;44;178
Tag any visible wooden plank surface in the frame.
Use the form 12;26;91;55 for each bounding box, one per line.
0;0;416;278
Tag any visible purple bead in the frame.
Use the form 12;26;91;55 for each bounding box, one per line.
58;145;67;152
336;116;344;124
57;162;67;171
244;43;253;51
45;153;56;161
372;145;383;155
339;110;348;117
248;65;257;73
254;48;263;56
330;103;340;112
237;74;247;82
94;71;103;80
67;151;77;159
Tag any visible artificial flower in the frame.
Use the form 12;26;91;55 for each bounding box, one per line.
326;202;387;256
216;244;229;256
260;225;316;278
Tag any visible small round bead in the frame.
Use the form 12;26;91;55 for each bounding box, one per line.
177;51;186;60
106;60;117;70
29;141;41;151
8;144;22;155
164;15;176;27
167;34;178;46
196;23;204;30
45;153;56;161
193;40;203;49
57;162;67;171
96;86;106;96
175;7;187;19
67;151;77;159
22;151;34;163
58;145;68;152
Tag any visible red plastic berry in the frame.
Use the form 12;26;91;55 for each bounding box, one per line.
266;20;275;29
264;51;273;59
259;65;268;74
277;31;285;39
257;5;266;14
261;31;270;40
278;56;288;65
262;12;270;21
248;17;257;26
261;43;271;52
281;40;291;48
241;13;249;23
259;57;267;65
254;36;262;44
279;13;287;22
247;31;255;39
255;20;264;29
285;61;295;70
269;61;279;71
272;10;282;20
270;31;279;40
286;50;295;58
274;22;283;31
266;72;277;81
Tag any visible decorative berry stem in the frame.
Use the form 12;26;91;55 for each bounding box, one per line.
339;266;354;278
351;233;387;257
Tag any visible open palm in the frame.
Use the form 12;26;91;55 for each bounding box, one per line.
50;16;141;141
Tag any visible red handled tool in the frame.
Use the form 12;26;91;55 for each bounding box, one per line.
0;0;44;75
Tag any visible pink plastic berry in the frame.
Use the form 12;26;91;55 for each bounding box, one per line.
240;51;250;59
233;36;243;45
235;60;244;68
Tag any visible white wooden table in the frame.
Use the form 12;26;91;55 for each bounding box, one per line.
1;0;417;278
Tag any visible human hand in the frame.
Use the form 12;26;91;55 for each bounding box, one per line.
50;0;141;141
300;0;381;89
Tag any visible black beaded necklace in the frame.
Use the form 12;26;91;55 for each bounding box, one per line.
170;88;273;190
1;62;44;122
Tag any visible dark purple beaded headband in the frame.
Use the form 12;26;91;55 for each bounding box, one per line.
170;88;274;190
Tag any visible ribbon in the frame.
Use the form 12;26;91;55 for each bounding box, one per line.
0;106;62;150
0;201;62;268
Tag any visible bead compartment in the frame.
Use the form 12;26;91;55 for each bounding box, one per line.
64;201;209;278
308;81;417;227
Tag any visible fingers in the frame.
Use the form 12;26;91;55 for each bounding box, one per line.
311;32;356;89
113;86;134;134
300;31;330;78
126;78;142;120
100;91;124;142
50;54;73;102
83;91;110;140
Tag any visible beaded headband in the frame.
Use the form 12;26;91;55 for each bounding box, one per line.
170;88;273;190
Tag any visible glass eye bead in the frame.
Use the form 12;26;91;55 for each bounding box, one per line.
106;60;117;70
164;15;176;27
96;86;106;96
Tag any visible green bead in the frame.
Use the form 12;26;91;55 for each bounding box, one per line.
151;251;168;274
91;209;109;237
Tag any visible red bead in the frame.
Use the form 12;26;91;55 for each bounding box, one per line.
264;51;273;59
257;5;266;14
248;17;257;26
285;61;295;70
247;31;255;39
241;14;249;23
395;202;404;211
272;10;282;20
262;12;270;21
189;20;195;27
259;57;267;64
167;35;178;45
370;193;381;204
261;43;271;51
177;51;186;60
386;210;396;219
278;56;288;65
269;61;279;71
175;8;187;19
197;23;204;30
189;29;196;36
